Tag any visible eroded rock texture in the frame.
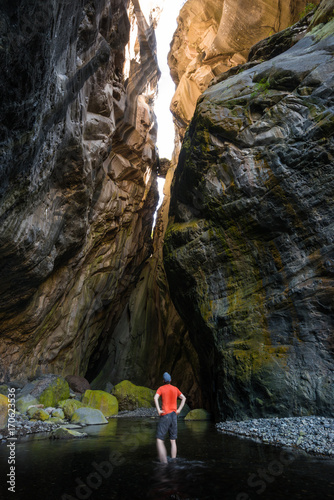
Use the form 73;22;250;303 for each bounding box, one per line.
0;0;160;382
168;0;321;147
91;162;202;407
164;2;334;419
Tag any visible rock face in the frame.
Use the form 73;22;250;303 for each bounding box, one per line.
168;0;321;146
0;0;160;381
90;162;203;408
164;2;334;420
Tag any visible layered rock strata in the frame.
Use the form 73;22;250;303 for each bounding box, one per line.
164;1;334;419
168;0;321;146
0;0;160;381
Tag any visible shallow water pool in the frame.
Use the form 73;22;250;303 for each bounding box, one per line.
0;418;333;499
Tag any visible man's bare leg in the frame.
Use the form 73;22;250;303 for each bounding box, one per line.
156;438;168;463
170;439;177;459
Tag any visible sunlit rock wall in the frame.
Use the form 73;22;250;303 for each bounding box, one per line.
169;0;321;147
0;0;160;382
164;1;334;419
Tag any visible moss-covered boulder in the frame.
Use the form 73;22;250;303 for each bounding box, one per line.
22;375;70;408
0;394;8;429
71;408;108;425
112;380;155;411
16;394;39;414
81;390;118;417
52;408;65;419
57;399;85;419
50;427;88;439
184;409;211;421
27;407;50;421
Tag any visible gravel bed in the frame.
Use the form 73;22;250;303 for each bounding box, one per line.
0;413;63;441
110;408;158;418
216;416;334;457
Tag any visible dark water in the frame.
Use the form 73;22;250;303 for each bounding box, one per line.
0;418;333;500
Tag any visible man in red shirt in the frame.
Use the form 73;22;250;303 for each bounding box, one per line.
154;372;186;463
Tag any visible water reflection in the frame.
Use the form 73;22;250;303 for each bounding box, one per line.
0;418;333;500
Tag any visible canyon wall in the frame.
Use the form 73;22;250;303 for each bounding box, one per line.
164;0;334;419
0;0;161;382
169;0;321;149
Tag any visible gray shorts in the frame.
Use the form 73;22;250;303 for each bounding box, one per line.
156;411;177;440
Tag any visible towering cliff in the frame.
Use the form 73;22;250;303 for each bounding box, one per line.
0;0;161;382
164;0;334;419
168;0;321;150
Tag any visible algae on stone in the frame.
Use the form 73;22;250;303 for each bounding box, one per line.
81;390;118;417
112;380;155;411
184;409;211;420
57;399;85;419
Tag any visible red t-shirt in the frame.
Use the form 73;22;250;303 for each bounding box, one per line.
156;384;182;415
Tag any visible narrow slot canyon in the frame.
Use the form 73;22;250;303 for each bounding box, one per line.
0;1;334;498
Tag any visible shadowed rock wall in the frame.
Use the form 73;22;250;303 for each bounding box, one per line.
164;1;334;419
0;0;160;382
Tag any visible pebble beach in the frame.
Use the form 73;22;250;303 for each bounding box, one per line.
217;416;334;458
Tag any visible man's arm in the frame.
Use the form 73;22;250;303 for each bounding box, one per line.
154;393;163;416
176;393;186;415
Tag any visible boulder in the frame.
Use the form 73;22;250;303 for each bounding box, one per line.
184;409;211;421
0;394;8;430
81;390;118;417
21;375;70;408
57;399;85;419
50;427;88;439
27;407;50;421
71;408;108;425
16;394;39;414
65;375;91;394
112;380;155;411
52;408;65;419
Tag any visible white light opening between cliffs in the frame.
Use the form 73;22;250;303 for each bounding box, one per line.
153;0;184;218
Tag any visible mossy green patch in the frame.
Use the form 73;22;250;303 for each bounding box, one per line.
81;390;118;417
37;377;70;408
112;380;155;411
58;399;85;419
184;409;211;421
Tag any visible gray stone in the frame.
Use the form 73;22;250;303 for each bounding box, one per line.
71;408;108;425
16;395;39;414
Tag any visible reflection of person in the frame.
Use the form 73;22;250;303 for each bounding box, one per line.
154;372;186;463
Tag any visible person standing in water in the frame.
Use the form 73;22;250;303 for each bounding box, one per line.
154;372;187;463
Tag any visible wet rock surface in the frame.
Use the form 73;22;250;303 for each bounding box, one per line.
217;416;334;457
164;2;334;420
0;0;159;383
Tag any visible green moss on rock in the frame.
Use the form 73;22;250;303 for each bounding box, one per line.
27;407;50;421
57;399;85;419
29;376;70;408
16;394;39;414
112;380;155;411
184;409;211;421
81;390;118;417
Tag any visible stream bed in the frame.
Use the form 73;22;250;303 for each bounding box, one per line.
0;418;333;499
